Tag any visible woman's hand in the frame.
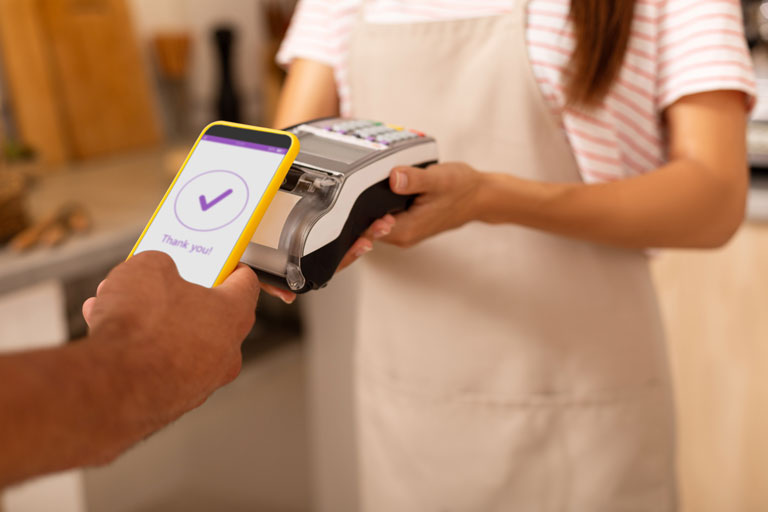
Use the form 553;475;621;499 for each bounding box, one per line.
323;162;483;271
381;162;483;247
259;162;483;302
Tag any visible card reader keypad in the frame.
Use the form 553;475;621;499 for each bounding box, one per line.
326;120;423;146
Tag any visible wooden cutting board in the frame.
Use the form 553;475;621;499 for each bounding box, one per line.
0;0;161;163
38;0;161;158
0;0;70;165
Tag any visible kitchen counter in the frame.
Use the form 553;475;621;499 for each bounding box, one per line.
0;150;171;295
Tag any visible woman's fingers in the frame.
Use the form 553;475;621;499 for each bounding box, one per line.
260;282;297;304
337;238;373;271
337;215;396;271
372;214;396;238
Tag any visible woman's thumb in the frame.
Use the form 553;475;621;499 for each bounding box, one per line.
390;166;427;195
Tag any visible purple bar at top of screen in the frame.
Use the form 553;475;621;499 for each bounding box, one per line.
201;134;288;154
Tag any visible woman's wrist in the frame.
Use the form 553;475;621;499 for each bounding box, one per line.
472;172;571;226
469;171;496;224
471;172;512;225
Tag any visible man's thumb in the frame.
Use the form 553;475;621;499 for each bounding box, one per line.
217;264;260;307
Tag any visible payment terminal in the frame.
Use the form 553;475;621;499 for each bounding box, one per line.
240;117;438;293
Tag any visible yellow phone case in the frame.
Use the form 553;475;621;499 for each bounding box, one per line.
128;121;300;287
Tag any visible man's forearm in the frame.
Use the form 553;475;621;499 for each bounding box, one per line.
0;330;167;488
0;253;257;489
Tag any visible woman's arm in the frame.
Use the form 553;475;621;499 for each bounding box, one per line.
381;90;749;250
273;58;340;129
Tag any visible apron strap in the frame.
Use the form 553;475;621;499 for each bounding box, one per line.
516;0;531;17
358;0;370;23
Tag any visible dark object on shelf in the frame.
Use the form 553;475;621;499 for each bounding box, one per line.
744;0;760;49
213;26;241;123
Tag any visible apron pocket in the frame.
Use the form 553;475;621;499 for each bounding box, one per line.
357;372;567;512
356;372;676;512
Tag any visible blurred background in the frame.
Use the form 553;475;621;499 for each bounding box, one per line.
0;1;767;511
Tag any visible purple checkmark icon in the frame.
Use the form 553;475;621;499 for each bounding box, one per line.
175;170;249;232
199;188;233;211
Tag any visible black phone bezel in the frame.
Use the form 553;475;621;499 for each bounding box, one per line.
204;124;293;149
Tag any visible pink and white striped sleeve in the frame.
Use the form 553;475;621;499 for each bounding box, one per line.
657;0;756;109
276;0;359;113
277;0;346;68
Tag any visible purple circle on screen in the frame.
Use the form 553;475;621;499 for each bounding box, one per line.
173;170;250;232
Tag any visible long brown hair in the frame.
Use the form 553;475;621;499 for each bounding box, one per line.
568;0;636;107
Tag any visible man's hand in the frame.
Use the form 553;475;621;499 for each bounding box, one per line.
82;251;260;421
0;251;260;488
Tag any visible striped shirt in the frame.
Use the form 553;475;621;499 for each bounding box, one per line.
277;0;756;183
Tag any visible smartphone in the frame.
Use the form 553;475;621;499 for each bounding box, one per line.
129;121;299;287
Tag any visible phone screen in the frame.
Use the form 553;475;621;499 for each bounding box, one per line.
134;126;292;287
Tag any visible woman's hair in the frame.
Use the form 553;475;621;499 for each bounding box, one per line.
568;0;636;107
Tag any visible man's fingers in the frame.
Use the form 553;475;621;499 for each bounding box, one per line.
82;297;96;327
261;282;297;304
217;264;261;308
390;166;429;195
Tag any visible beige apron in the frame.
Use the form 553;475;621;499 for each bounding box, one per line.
348;2;677;510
